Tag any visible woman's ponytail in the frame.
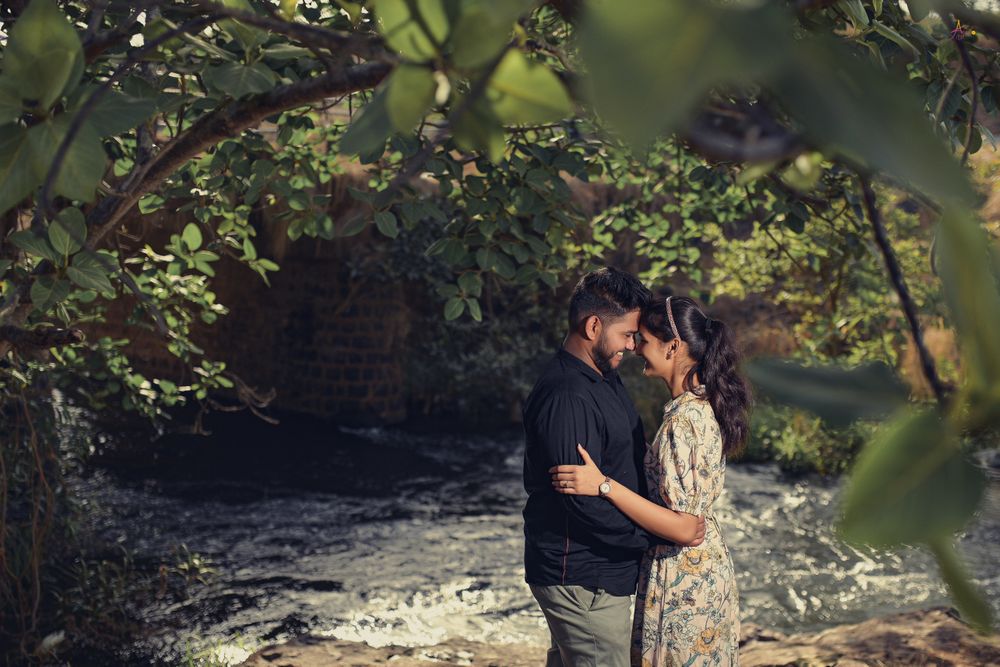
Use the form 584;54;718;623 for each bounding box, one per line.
699;318;751;456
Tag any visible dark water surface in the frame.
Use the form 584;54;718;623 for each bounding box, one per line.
73;413;1000;665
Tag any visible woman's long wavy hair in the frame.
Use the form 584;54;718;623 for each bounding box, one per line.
641;296;751;457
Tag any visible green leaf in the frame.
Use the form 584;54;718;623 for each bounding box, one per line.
451;0;534;69
0;259;12;277
580;1;780;148
452;97;505;162
29;274;71;313
928;538;994;633
192;250;219;276
493;251;516;279
340;89;392;157
374;211;399;238
959;123;983;156
1;0;84;111
836;0;869;27
871;21;918;57
335;0;364;26
476;246;496;271
0;124;41;216
376;0;449;61
0;78;22;125
262;44;313;61
386;64;436;132
839;409;986;547
202;63;278;98
26;115;106;204
514;264;539;285
339;216;367;237
242;238;257;260
444;296;465;320
485;50;572;125
279;0;298;20
441;239;468;264
219;0;268;53
436;283;460;298
774;37;974;206
182;223;203;251
48;207;86;256
458;272;483;297
9;229;62;264
425;238;449;256
781;153;824;192
81;90;157;137
744;359;909;426
139;194;165;214
734;161;776;186
466;297;483;321
936;207;1000;425
67;251;114;295
907;0;931;21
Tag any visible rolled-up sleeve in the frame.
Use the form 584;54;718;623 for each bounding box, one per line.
535;391;653;551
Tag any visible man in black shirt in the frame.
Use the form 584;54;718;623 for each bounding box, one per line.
522;267;704;667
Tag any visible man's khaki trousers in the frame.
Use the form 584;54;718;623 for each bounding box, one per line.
530;584;633;667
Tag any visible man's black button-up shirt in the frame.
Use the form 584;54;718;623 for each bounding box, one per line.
522;348;653;596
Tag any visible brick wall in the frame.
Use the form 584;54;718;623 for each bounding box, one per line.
89;209;409;425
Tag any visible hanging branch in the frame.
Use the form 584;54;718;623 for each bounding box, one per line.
955;37;980;166
860;175;949;405
0;326;85;349
185;0;388;61
84;60;392;250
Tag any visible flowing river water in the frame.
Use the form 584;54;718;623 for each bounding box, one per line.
72;415;1000;665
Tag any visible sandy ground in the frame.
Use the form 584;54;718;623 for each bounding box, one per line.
240;606;1000;666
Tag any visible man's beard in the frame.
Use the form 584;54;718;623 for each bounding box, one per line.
594;334;623;375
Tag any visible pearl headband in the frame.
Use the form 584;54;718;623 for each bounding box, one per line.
665;296;680;341
665;296;712;341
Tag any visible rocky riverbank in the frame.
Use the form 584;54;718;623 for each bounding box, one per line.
239;607;999;666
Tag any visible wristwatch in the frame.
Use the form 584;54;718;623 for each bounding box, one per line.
598;476;612;498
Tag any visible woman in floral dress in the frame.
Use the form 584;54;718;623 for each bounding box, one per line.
551;295;750;666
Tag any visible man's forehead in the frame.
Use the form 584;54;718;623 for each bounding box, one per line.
608;310;641;330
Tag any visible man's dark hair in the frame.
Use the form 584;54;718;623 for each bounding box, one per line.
567;267;651;330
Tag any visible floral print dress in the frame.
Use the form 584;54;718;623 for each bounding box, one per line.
631;390;739;667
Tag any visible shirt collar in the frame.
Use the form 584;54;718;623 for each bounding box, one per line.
558;348;611;384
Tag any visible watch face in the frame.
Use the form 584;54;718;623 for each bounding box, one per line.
599;482;611;495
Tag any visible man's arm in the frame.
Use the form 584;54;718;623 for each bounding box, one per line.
533;391;653;551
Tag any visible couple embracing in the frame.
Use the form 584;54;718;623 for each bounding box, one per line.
523;267;750;667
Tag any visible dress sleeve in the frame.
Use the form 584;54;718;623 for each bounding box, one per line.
659;403;724;516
